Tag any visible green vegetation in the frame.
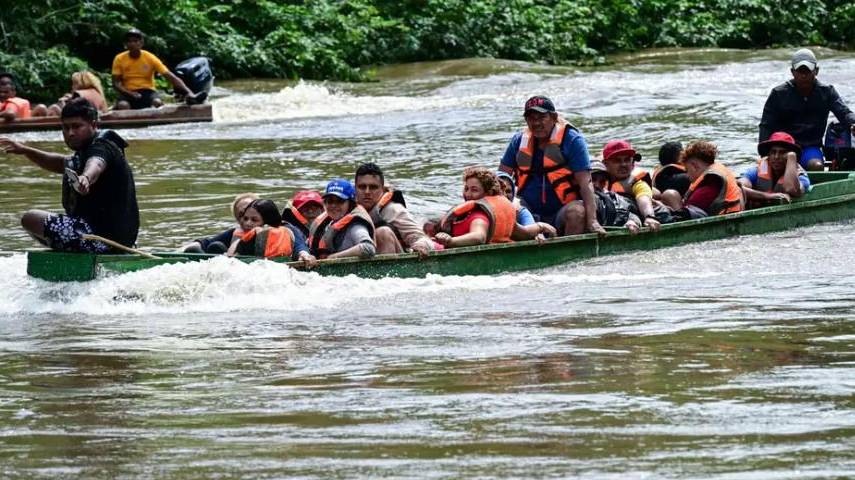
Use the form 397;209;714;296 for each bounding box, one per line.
2;0;853;103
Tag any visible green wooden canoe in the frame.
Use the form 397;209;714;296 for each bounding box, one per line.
26;171;855;282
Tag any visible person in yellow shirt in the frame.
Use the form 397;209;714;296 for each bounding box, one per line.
111;28;197;109
601;139;662;232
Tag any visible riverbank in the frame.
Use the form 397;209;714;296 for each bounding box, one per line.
3;1;854;103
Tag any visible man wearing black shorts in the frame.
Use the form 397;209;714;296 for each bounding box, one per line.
0;98;139;252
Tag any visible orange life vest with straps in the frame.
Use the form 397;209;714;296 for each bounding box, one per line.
239;226;295;258
753;157;806;193
609;168;652;198
307;205;375;258
515;117;580;204
684;163;744;215
369;189;407;225
0;96;31;119
439;195;516;244
281;205;311;236
652;163;686;186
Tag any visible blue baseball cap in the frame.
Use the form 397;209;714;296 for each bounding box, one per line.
323;179;355;201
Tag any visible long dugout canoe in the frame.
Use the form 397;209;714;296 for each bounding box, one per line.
26;172;855;282
0;104;212;133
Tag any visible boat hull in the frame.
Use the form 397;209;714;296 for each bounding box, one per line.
0;104;213;133
25;172;855;282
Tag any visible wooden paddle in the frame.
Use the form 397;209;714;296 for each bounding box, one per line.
81;233;162;259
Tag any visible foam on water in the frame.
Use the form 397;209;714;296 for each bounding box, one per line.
0;253;723;317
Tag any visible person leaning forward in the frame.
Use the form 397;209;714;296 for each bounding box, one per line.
739;131;810;208
601;139;661;232
354;162;435;257
759;48;855;171
112;28;197;109
499;95;605;236
0;98;139;252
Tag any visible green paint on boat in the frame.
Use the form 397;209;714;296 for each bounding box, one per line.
26;172;855;282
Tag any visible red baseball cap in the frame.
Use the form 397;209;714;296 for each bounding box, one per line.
758;131;802;157
602;139;641;162
292;190;323;209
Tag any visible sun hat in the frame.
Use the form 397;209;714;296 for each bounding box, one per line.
758;131;802;157
602;139;642;162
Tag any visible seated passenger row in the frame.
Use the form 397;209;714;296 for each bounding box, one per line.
182;132;809;263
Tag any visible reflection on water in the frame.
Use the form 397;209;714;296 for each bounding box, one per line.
1;49;854;478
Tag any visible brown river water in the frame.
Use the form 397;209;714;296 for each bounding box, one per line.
0;49;853;478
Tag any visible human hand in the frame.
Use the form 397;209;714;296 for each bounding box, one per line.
76;174;91;195
643;216;661;232
586;220;607;237
411;242;430;259
537;222;557;238
300;252;318;268
0;137;26;154
626;219;640;235
534;233;547;245
771;192;791;204
434;232;452;246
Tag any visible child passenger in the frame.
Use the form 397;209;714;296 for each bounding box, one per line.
226;199;317;265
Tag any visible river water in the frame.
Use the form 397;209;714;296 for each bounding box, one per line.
1;49;854;478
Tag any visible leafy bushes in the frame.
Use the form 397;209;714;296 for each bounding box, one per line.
1;0;852;103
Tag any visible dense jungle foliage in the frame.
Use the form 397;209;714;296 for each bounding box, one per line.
2;0;854;103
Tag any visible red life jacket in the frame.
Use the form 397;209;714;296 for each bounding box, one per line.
684;163;744;215
307;205;375;258
0;97;31;119
239;226;295;258
515;117;580;204
609;167;652;198
440;195;516;244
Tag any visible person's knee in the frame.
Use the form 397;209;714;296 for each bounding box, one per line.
31;104;49;117
806;158;824;171
115;100;130;110
562;201;586;235
46;104;62;116
21;210;47;238
375;226;402;253
661;190;681;209
151;97;163;108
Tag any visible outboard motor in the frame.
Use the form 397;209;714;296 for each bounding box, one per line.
174;57;213;105
823;122;855;170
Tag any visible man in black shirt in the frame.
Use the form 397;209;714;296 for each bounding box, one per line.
0;98;139;252
759;48;855;171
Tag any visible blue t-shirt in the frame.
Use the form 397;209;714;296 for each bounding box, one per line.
517;205;535;226
500;127;591;218
740;166;811;193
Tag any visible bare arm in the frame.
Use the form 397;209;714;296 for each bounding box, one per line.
636;195;661;231
512;221;555;240
112;75;137;98
0;137;67;173
75;156;107;195
164;71;194;96
436;218;489;248
0;108;16;122
779;153;803;198
738;178;791;205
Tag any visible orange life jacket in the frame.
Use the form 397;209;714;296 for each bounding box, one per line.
0;97;31;119
609;167;652;198
239;226;295;258
440;195;516;244
369;189;406;226
753;157;806;193
515;117;580;204
652;163;686;186
684;162;744;215
307;205;375;258
281;206;311;236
